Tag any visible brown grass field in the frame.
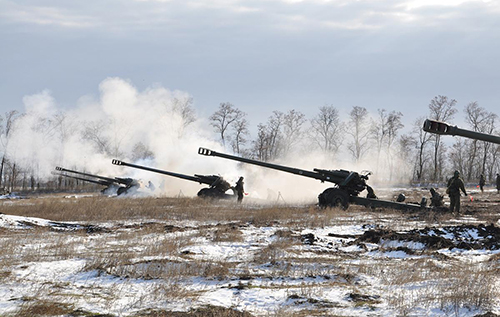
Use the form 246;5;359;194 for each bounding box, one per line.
0;187;499;316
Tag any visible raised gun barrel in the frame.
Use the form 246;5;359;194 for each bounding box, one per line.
423;119;500;145
55;166;119;184
55;166;138;195
111;159;232;198
54;172;112;187
198;147;370;197
112;159;212;185
198;148;327;181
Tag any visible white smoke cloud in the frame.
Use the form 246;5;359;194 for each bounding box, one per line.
5;77;243;197
6;77;413;202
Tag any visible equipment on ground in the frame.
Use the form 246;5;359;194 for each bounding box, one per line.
423;119;500;145
111;159;236;199
198;147;430;211
55;166;139;195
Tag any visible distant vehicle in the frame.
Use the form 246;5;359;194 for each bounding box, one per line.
55;166;139;195
111;159;240;200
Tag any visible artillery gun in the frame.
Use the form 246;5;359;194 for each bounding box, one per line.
423;119;500;145
198;147;430;211
55;166;139;195
111;159;237;199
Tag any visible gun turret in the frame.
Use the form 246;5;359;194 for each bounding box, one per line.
55;166;139;195
423;119;500;145
111;159;233;199
198;147;429;211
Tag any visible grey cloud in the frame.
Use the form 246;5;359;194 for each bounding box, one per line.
1;0;500;125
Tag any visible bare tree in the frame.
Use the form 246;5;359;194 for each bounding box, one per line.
251;123;269;161
488;143;500;180
209;102;245;147
250;111;285;161
410;117;432;181
370;109;389;172
281;109;306;157
385;111;404;180
428;95;457;181
346;106;371;162
261;111;285;161
462;102;497;181
396;133;416;182
131;142;155;161
0;111;19;189
310;106;344;156
479;114;497;179
172;97;196;136
449;138;468;178
82;120;112;156
230;117;249;155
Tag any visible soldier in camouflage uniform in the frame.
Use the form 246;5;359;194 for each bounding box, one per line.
233;176;245;203
430;187;444;208
447;170;467;213
479;174;485;193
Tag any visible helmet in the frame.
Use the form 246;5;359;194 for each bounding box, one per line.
454;170;460;177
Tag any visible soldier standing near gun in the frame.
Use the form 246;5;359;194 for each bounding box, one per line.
233;177;245;203
447;170;467;213
479;174;485;193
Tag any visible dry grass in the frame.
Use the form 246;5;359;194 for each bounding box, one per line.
135;305;254;317
1;193;500;317
13;300;74;317
384;259;498;315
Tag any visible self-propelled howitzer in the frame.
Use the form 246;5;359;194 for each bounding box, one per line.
55;166;139;195
111;159;236;199
198;147;429;211
423;119;500;145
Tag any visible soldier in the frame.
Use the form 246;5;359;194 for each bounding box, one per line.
497;173;500;194
233;176;245;203
479;174;485;193
447;170;467;213
366;185;377;199
429;187;444;207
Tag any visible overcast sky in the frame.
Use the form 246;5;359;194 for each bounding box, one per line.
1;0;499;127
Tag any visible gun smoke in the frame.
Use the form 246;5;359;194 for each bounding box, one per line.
5;77;413;201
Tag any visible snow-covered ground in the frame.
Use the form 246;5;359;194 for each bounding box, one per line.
0;191;499;316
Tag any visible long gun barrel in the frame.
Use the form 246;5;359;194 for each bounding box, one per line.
111;159;214;185
55;166;119;184
198;148;363;186
198;148;329;182
54;172;112;186
423;119;500;145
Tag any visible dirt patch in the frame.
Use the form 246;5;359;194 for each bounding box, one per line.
474;313;500;317
164;224;187;233
136;305;253;317
354;223;500;251
301;233;317;245
347;293;381;305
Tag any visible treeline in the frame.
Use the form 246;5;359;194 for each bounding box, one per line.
207;96;500;184
0;94;498;193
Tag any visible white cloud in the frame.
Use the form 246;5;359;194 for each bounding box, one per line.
402;0;492;10
0;1;98;28
1;0;498;33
